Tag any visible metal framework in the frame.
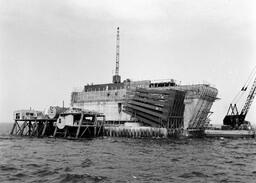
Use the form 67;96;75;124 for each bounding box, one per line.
115;27;120;76
10;119;56;137
241;76;256;116
53;111;105;139
10;111;105;139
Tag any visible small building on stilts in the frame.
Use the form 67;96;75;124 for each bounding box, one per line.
10;108;105;139
53;108;105;139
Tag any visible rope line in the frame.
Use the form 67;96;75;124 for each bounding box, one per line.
231;66;256;104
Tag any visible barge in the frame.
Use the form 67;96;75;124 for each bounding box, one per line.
204;129;255;138
204;66;256;138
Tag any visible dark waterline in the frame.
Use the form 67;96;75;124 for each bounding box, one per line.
0;123;256;183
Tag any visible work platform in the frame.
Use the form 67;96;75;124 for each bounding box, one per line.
53;108;105;138
10;108;105;139
10;119;56;137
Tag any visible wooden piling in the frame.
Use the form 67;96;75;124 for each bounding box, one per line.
41;121;48;137
11;119;56;138
104;126;169;138
76;113;84;138
10;122;17;135
52;109;105;139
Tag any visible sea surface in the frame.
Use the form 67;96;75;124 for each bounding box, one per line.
0;123;256;183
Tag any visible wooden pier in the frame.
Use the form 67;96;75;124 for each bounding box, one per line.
53;109;105;138
10;108;105;139
10;119;56;137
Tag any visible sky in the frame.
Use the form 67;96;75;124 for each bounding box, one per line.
0;0;256;124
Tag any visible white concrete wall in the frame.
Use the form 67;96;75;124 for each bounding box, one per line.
182;85;218;129
183;98;200;129
73;89;127;102
73;101;131;121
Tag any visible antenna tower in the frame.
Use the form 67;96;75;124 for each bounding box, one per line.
116;27;120;75
113;27;121;83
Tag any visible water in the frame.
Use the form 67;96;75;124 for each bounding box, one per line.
0;123;256;183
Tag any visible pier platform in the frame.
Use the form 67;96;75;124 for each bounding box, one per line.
10;119;56;137
10;108;105;139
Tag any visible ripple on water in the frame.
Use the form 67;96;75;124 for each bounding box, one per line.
34;168;59;177
81;158;93;168
1;124;256;183
25;163;42;168
179;171;209;179
63;166;72;172
58;173;108;183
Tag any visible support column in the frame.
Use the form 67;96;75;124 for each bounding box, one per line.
94;115;97;137
53;126;58;137
10;121;17;135
19;121;27;136
76;112;84;138
28;121;32;136
41;121;48;137
64;127;68;138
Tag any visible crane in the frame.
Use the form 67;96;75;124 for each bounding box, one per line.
223;67;256;129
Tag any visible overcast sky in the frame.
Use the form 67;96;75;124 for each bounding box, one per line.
0;0;256;124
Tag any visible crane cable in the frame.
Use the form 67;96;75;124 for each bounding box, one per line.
242;65;256;89
235;66;256;104
231;66;256;104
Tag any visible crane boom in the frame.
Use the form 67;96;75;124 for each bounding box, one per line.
240;76;256;116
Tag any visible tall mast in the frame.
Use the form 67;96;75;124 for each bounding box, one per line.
115;27;120;76
113;27;121;83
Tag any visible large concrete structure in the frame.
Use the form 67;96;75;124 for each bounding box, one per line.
71;80;150;121
71;80;218;130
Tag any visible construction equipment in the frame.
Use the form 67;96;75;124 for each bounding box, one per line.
223;67;256;129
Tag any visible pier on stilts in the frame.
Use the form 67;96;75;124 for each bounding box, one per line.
10;119;56;137
10;108;105;139
53;108;105;139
